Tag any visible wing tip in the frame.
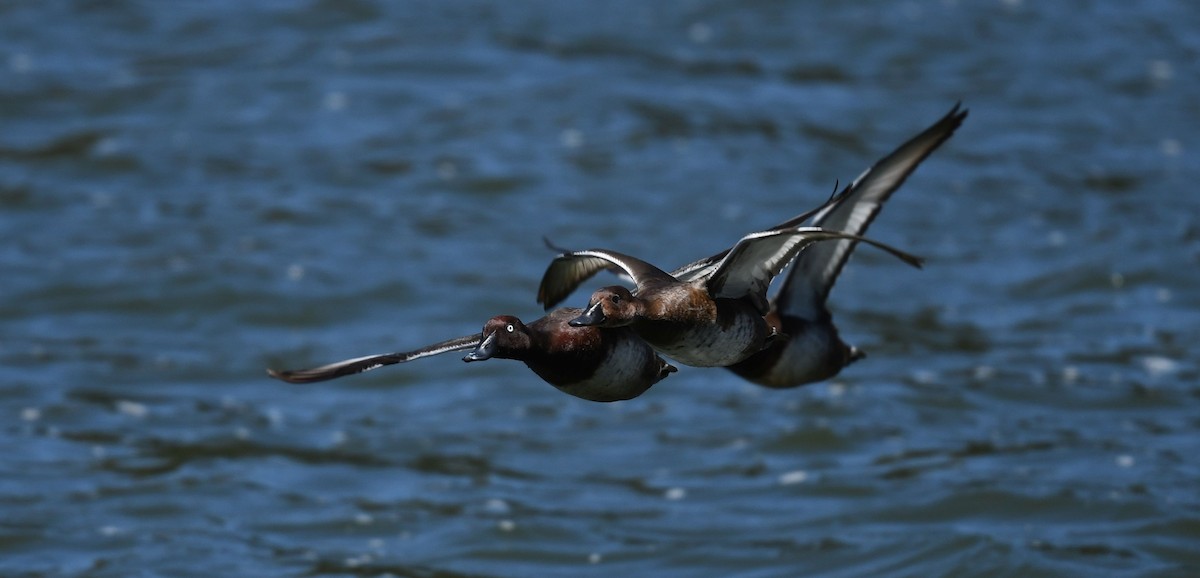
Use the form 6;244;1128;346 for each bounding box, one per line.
266;367;308;384
946;101;970;128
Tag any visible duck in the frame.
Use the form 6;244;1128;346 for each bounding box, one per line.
462;309;676;401
268;308;676;402
727;103;968;387
536;226;924;368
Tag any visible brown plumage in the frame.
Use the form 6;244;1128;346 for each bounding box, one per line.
537;227;923;367
268;308;675;402
728;103;967;387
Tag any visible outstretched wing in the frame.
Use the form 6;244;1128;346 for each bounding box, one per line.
544;187;850;285
267;333;483;384
543;236;636;285
705;227;849;312
778;103;967;318
669;182;853;283
707;227;924;313
537;249;675;309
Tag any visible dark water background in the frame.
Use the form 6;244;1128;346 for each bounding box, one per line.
2;2;1198;576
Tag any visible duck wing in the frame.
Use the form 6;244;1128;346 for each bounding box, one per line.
542;186;848;285
707;227;925;314
543;236;636;286
537;249;675;309
267;333;482;383
668;188;847;283
534;105;961;295
776;104;966;318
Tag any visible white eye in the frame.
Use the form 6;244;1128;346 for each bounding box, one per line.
506;324;515;333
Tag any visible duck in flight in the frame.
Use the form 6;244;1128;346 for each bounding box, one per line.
540;104;965;382
269;103;964;396
268;308;676;402
727;103;968;386
536;226;923;368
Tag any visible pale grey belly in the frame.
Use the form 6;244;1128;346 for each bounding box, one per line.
556;336;657;402
642;315;765;368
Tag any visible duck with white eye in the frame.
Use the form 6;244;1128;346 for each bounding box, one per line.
536;226;923;368
463;310;675;402
268;307;676;402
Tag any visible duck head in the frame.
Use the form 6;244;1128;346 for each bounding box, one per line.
463;315;531;362
569;286;638;328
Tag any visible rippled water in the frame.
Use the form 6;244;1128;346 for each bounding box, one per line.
3;1;1198;576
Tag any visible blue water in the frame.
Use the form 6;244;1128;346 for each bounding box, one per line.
2;2;1198;576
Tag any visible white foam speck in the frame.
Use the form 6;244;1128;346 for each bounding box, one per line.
497;519;516;532
116;400;148;418
1047;230;1066;247
484;498;511;515
265;407;285;428
286;263;305;282
98;525;122;537
354;512;374;525
973;365;996;381
1116;455;1135;468
1061;365;1080;384
560;128;584;149
588;552;603;564
664;487;687;501
913;370;937;385
21;407;40;422
1141;356;1178;378
778;470;809;486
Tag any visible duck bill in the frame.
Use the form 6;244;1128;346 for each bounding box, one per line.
568;302;606;327
462;331;497;362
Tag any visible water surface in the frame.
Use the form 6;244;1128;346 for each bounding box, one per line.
2;2;1198;576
